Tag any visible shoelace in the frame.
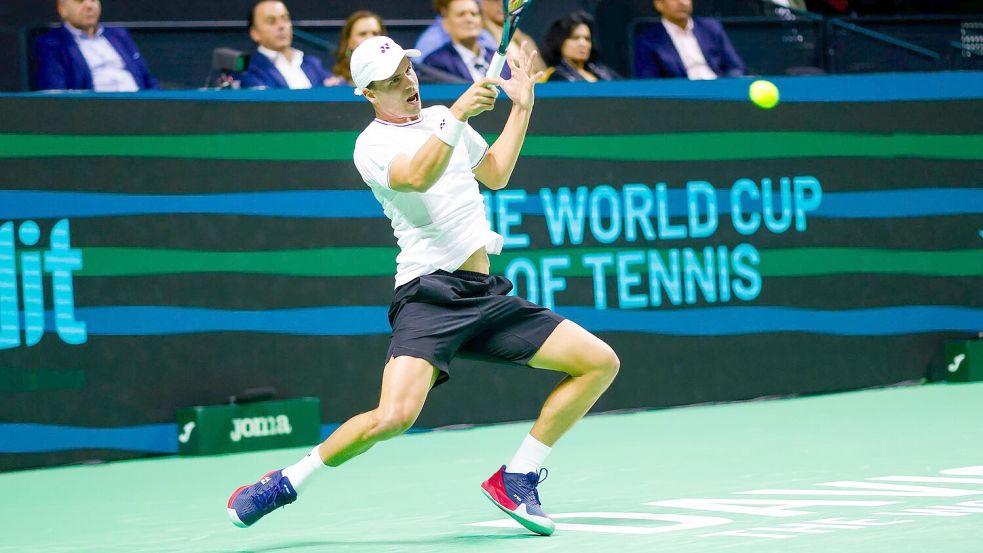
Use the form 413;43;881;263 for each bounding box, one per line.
515;468;549;505
530;468;547;504
251;481;285;510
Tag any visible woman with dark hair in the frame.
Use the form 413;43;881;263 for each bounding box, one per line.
542;11;619;83
327;10;386;86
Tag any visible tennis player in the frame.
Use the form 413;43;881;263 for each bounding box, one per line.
227;36;619;536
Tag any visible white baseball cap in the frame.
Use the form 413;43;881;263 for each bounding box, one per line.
350;36;421;96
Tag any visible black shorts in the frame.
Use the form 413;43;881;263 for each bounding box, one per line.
386;269;565;387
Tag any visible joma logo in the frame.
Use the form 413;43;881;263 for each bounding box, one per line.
229;415;293;442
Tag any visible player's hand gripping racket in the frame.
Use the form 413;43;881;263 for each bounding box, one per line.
485;0;534;78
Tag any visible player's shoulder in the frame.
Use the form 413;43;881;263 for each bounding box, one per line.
354;116;410;158
420;104;451;120
357;107;447;142
355;119;390;144
424;104;450;114
423;105;473;133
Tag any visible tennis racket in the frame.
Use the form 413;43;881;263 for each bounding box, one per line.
485;0;534;78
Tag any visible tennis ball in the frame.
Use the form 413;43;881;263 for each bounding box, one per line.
749;80;780;109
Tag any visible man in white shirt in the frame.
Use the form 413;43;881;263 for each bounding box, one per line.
228;36;620;538
238;0;333;89
634;0;745;79
34;0;158;91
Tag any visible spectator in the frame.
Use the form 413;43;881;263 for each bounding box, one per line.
422;0;511;83
634;0;744;79
328;10;386;86
480;0;545;74
414;0;497;59
239;0;333;89
542;11;619;83
34;0;158;91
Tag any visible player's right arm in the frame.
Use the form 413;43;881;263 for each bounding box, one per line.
388;79;500;193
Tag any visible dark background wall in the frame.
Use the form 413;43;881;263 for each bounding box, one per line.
4;1;983;91
3;0;975;26
0;0;431;24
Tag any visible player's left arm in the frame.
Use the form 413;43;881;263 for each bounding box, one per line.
474;43;546;190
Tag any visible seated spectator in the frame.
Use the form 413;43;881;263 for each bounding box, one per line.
327;10;386;86
480;0;545;74
414;0;497;59
634;0;744;79
422;0;511;83
34;0;158;91
542;11;620;83
239;0;332;89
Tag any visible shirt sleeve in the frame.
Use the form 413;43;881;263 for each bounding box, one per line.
353;132;402;190
462;123;489;169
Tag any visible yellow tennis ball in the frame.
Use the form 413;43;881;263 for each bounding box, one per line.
749;80;780;109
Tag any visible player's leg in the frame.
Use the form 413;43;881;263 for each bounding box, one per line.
317;355;438;466
227;355;438;528
525;319;620;446
478;318;618;536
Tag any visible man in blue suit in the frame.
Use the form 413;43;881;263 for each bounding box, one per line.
414;0;497;59
238;0;332;89
422;0;510;83
34;0;158;91
634;0;744;79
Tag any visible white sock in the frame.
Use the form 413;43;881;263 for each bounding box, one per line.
505;434;552;475
282;445;325;492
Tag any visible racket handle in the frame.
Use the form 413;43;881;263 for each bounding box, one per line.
486;52;507;79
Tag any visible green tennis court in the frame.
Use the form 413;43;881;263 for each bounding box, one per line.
6;382;981;553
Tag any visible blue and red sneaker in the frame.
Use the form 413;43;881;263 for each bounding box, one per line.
227;469;298;528
480;465;555;536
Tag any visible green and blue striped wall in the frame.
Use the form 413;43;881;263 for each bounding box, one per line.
1;72;981;470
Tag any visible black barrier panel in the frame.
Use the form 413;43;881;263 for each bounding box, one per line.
0;75;981;470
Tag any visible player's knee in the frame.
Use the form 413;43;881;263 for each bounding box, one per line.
373;408;417;439
590;344;620;383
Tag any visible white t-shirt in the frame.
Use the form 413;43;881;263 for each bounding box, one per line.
353;105;504;287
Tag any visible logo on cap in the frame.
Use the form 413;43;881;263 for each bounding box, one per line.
380;43;391;53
